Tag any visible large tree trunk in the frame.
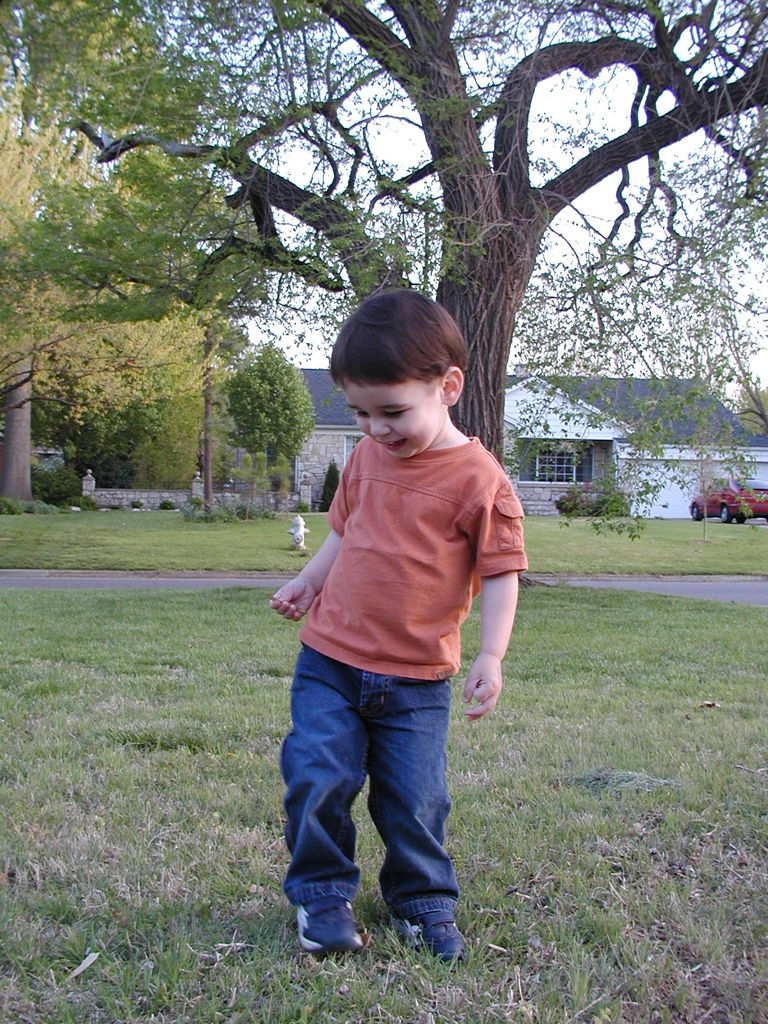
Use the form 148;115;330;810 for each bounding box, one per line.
0;362;33;501
439;276;516;455
415;52;543;455
437;225;542;456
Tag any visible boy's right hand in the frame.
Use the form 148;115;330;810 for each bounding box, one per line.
269;578;317;621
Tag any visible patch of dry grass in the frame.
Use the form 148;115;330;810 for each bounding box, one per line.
1;585;766;1022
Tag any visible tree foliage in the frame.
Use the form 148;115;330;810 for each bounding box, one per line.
0;70;208;498
32;340;204;488
225;343;314;458
320;458;340;512
4;0;768;455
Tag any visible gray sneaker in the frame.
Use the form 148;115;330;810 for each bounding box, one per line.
297;897;364;955
395;910;466;961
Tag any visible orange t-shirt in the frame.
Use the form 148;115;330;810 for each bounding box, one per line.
299;436;528;679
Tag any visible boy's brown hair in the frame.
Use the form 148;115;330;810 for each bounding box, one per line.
330;289;466;385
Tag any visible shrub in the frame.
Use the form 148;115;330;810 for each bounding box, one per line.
320;460;340;512
158;499;178;510
180;500;231;522
555;483;592;516
235;502;275;521
205;502;238;522
597;489;631;517
31;464;82;506
0;496;25;515
555;480;630;518
180;499;276;523
72;495;99;512
24;500;62;514
65;494;98;511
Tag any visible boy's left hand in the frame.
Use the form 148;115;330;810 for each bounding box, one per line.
462;653;503;721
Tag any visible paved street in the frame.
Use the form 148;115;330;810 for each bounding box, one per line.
2;569;767;607
551;574;768;608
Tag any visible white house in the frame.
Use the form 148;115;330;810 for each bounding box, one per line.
505;375;768;518
299;369;768;517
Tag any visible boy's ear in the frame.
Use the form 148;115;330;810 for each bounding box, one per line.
441;367;464;407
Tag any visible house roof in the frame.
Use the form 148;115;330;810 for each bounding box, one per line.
508;374;756;446
301;368;355;427
303;366;761;448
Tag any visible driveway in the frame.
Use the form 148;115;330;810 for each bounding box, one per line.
2;569;767;607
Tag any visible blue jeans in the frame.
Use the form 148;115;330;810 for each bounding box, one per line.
280;645;459;918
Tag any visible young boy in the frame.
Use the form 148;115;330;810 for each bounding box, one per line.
270;289;527;961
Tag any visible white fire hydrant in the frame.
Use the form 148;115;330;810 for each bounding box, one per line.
287;514;309;552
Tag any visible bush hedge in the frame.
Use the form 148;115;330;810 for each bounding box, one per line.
555;480;630;518
31;465;82;507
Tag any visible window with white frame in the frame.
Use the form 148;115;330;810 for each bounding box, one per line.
344;434;361;464
517;442;593;483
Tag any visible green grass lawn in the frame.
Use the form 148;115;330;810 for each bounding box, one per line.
1;584;766;1023
1;509;766;574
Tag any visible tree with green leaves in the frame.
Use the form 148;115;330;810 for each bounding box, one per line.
27;0;765;455
320;459;340;513
225;343;314;461
32;358;204;489
0;54;216;501
0;76;256;504
3;1;768;459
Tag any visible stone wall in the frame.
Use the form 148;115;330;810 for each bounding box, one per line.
81;470;297;511
86;487;190;510
513;482;565;516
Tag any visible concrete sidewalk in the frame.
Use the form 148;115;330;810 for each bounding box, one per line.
533;574;768;607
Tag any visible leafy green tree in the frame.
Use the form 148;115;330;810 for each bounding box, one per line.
33;396;157;486
0;4;254;502
0;70;209;498
225;344;314;459
111;394;202;489
34;0;768;455
0;141;100;497
30;463;81;506
27;313;204;480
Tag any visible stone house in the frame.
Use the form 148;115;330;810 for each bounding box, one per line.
297;369;363;506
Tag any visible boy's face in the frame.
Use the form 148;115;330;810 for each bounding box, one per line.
343;371;464;459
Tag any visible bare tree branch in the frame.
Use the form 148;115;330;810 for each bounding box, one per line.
312;0;418;84
538;50;768;218
75;121;218;163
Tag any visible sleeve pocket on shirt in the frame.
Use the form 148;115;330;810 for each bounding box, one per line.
494;495;525;551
